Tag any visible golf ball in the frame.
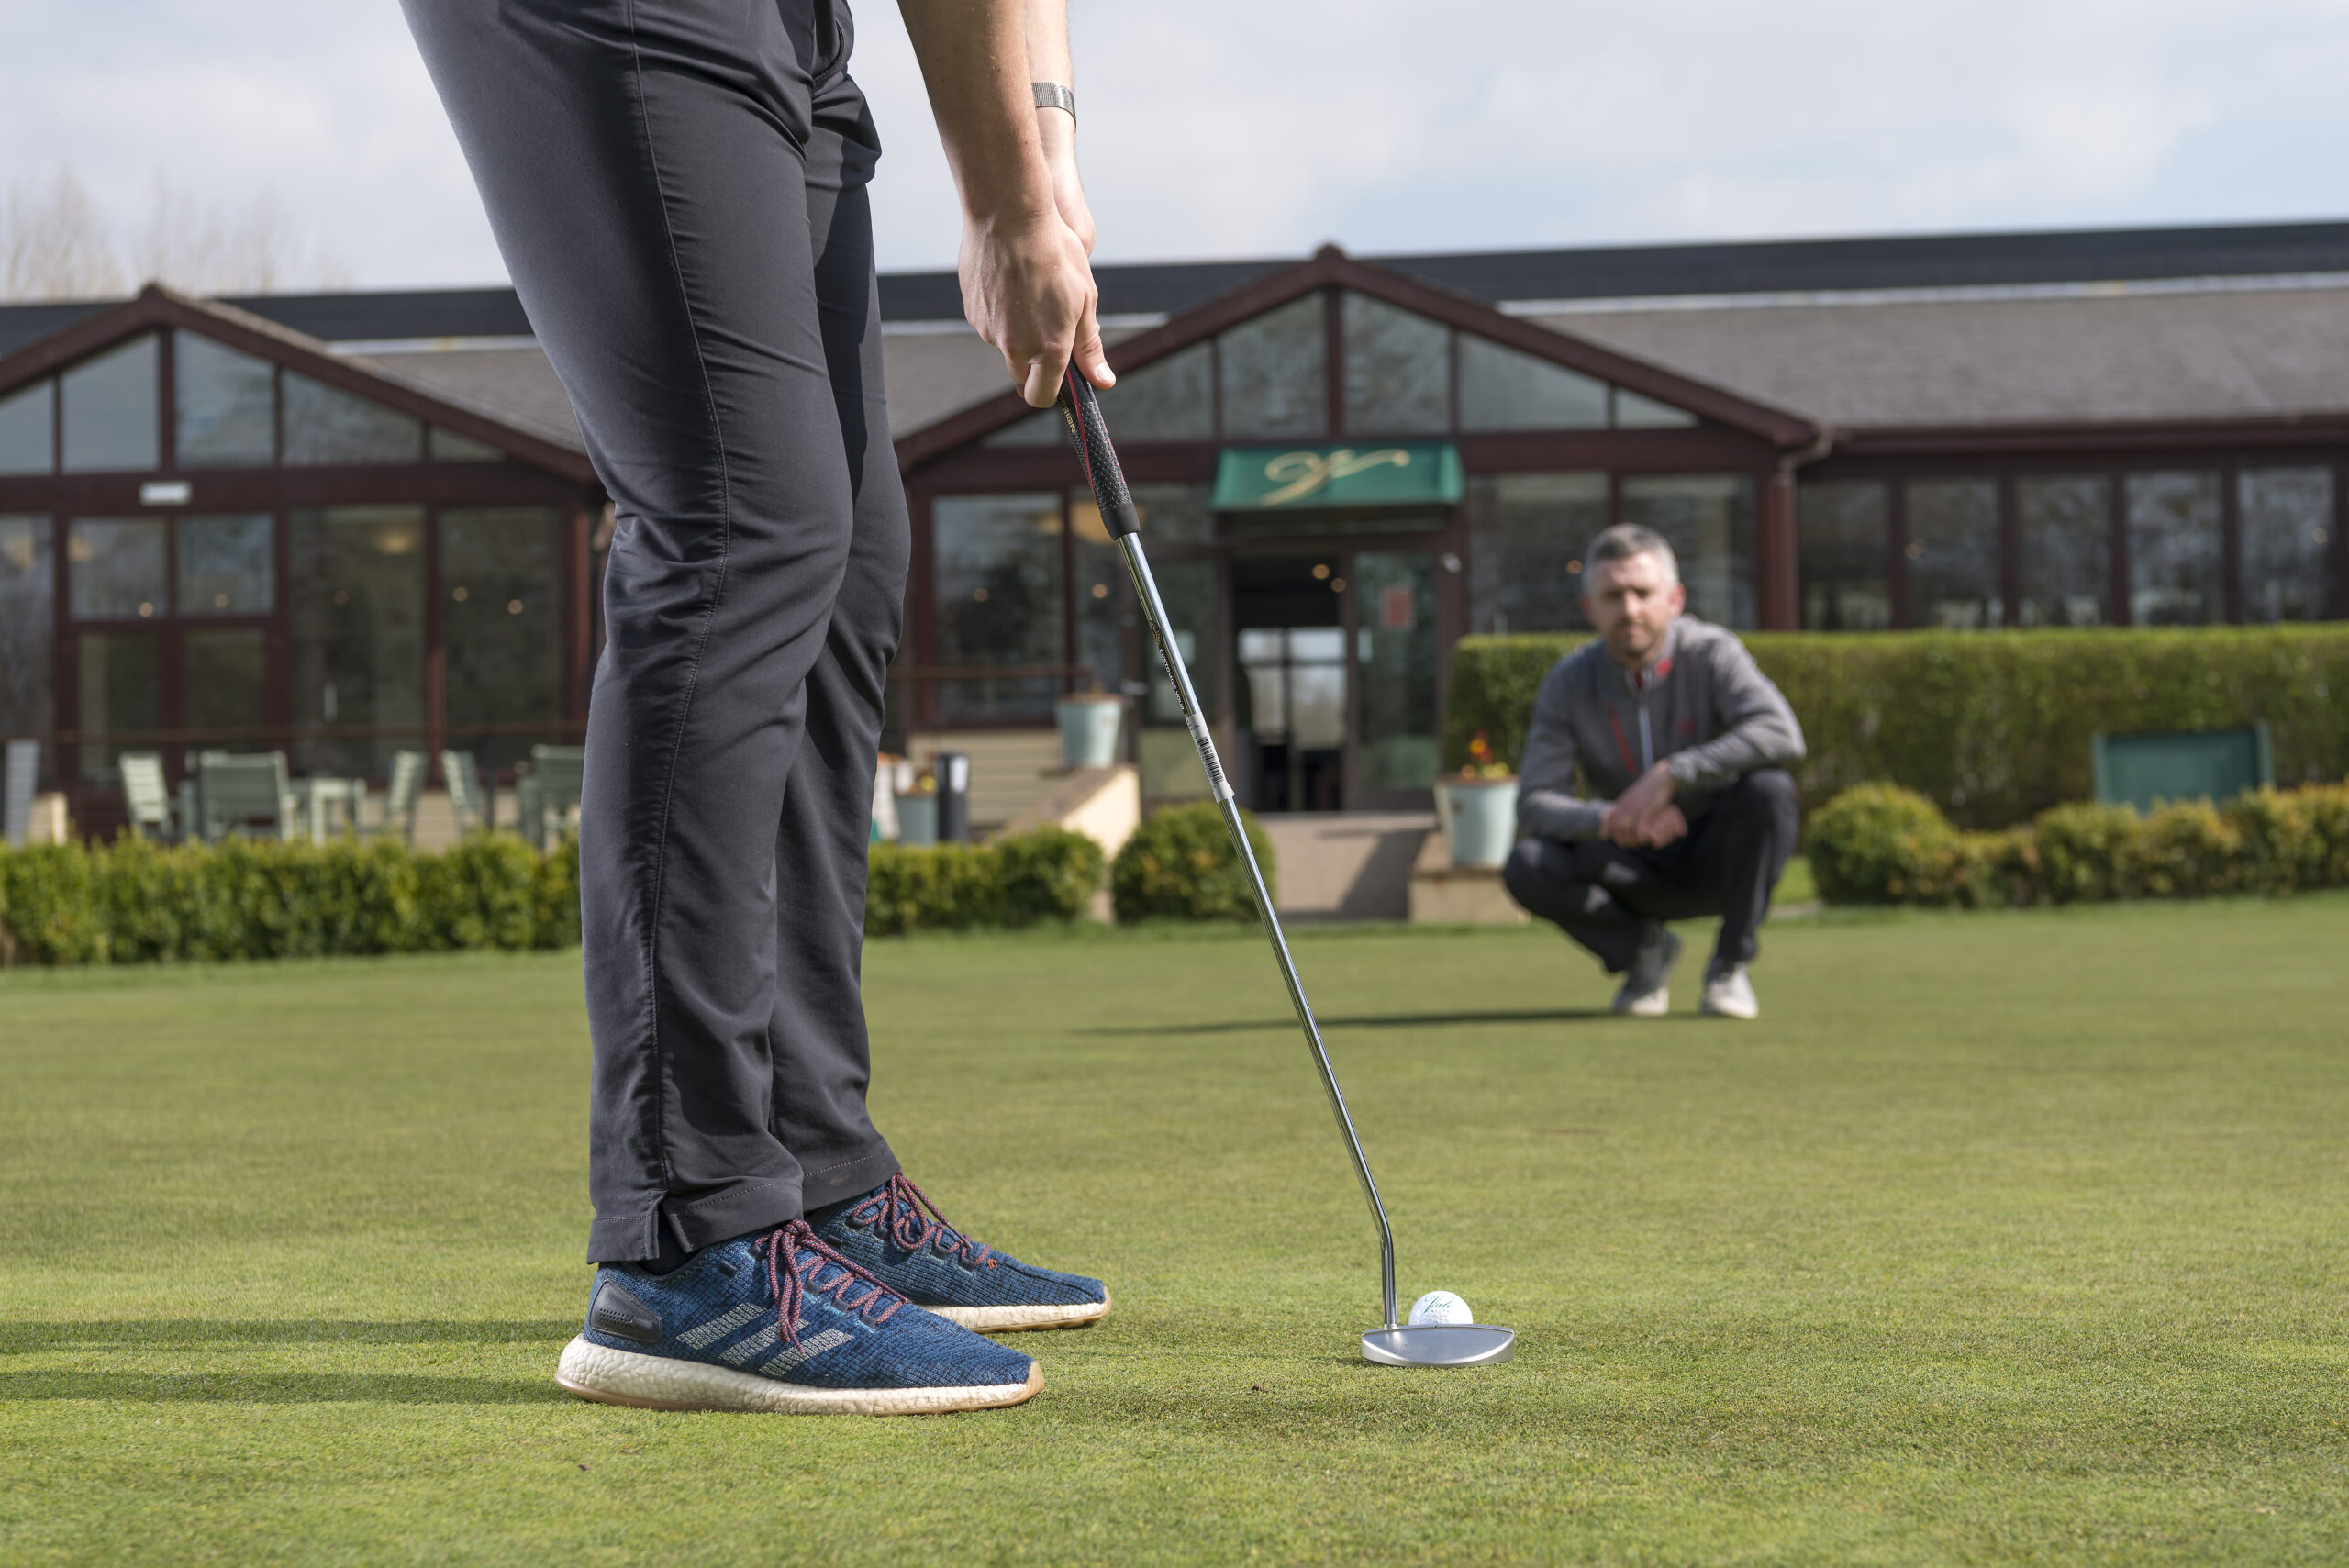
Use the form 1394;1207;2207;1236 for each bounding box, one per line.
1408;1290;1473;1326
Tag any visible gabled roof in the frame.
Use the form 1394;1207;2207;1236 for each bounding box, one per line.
0;284;596;483
894;247;1820;469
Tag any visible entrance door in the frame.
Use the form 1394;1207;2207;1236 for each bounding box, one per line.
1231;555;1346;811
1349;550;1442;807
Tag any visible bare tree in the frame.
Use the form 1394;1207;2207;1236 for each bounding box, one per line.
1;170;127;300
0;168;350;302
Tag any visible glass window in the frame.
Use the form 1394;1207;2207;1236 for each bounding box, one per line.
1353;551;1442;794
429;426;505;462
1069;495;1127;697
1615;389;1698;428
1135;556;1219;800
76;632;159;784
441;506;564;751
1797;481;1890;631
1620;474;1755;628
178;514;274;616
1457;336;1607;431
1905;479;2001;629
1341;294;1449;435
61;336;160;473
983;409;1063;448
2016;474;2110;628
0;381;53;474
283;373;423;466
1466;472;1606;634
184;628;267;738
0;517;54;739
933;493;1063;721
1218;295;1326;438
68;517;167;619
2126;472;2221;626
2239;468;2334;624
1130;482;1214;546
292;505;427;776
174;334;275;467
1101;342;1214;441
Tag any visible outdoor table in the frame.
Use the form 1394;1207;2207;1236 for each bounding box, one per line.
293;776;367;843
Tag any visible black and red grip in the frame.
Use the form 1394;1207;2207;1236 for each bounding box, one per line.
1058;370;1142;539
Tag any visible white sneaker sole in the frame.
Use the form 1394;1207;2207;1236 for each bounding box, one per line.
931;1294;1112;1333
1613;988;1669;1018
554;1336;1042;1415
1700;996;1759;1019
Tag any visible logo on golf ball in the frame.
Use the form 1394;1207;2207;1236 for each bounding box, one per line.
1408;1290;1473;1326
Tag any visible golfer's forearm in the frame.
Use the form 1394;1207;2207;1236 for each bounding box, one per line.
898;0;1056;224
1519;789;1604;840
1025;0;1078;170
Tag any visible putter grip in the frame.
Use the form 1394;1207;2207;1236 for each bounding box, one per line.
1059;373;1142;538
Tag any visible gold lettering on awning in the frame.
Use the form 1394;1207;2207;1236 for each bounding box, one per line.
1258;447;1411;506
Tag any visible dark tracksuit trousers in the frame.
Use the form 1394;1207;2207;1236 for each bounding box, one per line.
403;0;906;1262
1502;768;1799;975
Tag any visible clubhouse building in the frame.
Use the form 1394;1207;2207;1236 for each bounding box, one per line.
3;220;2346;829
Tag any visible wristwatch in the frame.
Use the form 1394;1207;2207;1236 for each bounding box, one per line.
1031;82;1075;125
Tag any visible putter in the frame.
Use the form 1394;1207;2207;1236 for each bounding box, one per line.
1059;371;1515;1370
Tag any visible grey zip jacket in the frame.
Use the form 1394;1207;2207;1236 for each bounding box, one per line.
1516;617;1806;840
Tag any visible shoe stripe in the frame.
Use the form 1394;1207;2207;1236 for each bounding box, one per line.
757;1328;850;1376
718;1325;778;1366
675;1302;763;1350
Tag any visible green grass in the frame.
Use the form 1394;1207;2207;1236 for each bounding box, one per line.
3;898;2346;1564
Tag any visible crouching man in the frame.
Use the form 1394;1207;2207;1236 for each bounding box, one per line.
1502;525;1806;1019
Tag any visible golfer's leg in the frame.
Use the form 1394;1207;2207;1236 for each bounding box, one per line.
1703;768;1799;967
1502;838;1652;973
402;0;852;1262
766;63;908;1210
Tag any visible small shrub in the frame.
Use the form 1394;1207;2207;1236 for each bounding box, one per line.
996;828;1106;926
2033;802;2142;903
2128;801;2240;899
1110;802;1275;923
1804;784;1957;905
864;842;1004;936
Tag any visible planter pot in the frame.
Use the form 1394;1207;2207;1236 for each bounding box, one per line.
1054;695;1124;769
1438;778;1520;869
895;793;939;847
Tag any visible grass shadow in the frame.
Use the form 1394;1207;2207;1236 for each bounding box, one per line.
0;1370;562;1406
0;1320;575;1354
1085;1007;1614;1038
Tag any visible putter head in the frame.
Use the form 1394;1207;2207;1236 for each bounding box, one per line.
1360;1324;1516;1367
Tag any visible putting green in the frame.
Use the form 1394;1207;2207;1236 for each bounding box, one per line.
3;897;2345;1563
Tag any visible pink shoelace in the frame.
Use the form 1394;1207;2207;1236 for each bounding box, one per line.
754;1218;907;1347
846;1173;999;1270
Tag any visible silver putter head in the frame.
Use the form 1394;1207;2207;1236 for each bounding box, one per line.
1360;1324;1517;1367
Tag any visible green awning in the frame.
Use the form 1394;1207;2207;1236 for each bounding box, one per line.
1211;442;1463;511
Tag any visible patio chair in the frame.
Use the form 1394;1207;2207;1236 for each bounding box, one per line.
518;743;585;850
379;750;426;844
119;752;178;842
441;749;492;836
195;751;296;843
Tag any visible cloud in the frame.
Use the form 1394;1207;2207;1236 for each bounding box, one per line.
2;0;2346;288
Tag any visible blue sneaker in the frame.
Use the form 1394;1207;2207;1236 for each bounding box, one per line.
813;1173;1110;1334
555;1219;1042;1414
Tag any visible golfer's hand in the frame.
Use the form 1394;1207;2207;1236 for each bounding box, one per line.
961;206;1111;409
1637;803;1689;847
1601;762;1678;846
1036;108;1095;256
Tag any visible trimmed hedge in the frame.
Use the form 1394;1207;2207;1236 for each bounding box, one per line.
1446;627;2349;829
1110;801;1275;923
0;833;581;965
863;828;1105;936
1806;781;2349;907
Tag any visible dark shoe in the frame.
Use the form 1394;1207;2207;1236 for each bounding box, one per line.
556;1220;1041;1414
815;1173;1110;1333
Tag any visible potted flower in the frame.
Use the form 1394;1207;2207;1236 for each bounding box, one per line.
1053;681;1124;769
895;763;940;847
1437;731;1518;868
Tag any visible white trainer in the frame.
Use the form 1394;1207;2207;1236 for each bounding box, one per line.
1611;926;1681;1017
1699;963;1758;1019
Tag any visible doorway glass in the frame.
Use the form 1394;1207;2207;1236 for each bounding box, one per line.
184;628;267;739
1238;626;1346;812
1353;551;1440;795
77;631;159;783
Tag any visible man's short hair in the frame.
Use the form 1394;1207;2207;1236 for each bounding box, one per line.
1583;524;1680;585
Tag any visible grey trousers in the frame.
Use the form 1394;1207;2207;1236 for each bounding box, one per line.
1502;768;1798;974
403;0;907;1262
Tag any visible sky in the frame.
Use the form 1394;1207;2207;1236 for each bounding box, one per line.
7;0;2349;290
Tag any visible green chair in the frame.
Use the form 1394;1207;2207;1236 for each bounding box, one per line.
195;751;295;843
441;749;493;836
2092;723;2274;814
119;752;178;842
519;744;585;850
379;750;426;844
